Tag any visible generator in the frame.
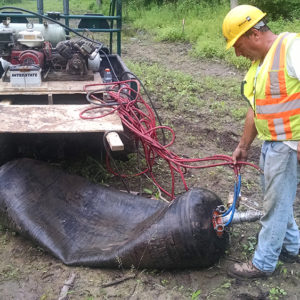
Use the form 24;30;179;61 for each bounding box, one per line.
0;21;103;86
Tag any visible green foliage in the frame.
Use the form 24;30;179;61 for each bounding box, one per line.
191;289;202;299
125;60;238;113
231;106;248;121
268;286;287;300
268;18;300;34
126;2;228;65
0;0;21;5
242;0;300;20
0;0;106;14
124;0;222;8
124;60;241;137
59;156;113;184
124;0;300;70
207;280;232;298
125;61;201;110
242;235;257;258
157;25;185;42
0;264;21;281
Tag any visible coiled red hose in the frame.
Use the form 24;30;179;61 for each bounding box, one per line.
80;80;260;200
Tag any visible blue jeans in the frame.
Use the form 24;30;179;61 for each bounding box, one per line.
252;141;300;273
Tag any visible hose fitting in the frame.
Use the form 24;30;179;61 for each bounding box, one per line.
213;208;263;237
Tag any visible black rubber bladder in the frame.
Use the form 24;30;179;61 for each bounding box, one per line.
0;158;228;269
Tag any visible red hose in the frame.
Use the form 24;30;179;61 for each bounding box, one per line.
81;80;260;200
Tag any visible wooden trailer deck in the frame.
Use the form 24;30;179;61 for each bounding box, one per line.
0;72;124;151
0;73;103;96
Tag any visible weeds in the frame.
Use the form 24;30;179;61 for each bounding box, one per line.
58;156;113;184
1;0;107;14
242;235;257;258
268;286;287;300
191;289;202;299
231;106;248;121
279;263;288;276
0;230;15;247
207;280;232;299
160;278;169;286
124;1;300;69
125;61;241;118
0;264;21;281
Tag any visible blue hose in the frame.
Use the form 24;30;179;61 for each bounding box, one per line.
222;174;241;226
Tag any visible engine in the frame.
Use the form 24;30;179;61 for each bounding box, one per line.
0;22;102;86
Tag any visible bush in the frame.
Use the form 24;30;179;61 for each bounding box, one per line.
0;0;21;4
124;0;299;70
241;0;300;20
124;0;222;9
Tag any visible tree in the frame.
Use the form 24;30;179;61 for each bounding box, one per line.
230;0;238;8
248;0;299;20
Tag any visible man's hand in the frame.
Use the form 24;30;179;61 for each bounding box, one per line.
232;108;257;165
232;145;249;164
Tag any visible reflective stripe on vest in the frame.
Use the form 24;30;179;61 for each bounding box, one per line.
256;95;300;114
267;33;289;99
255;33;300;140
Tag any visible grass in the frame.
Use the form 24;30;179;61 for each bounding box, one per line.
58;156;113;184
206;279;232;299
0;264;21;281
124;1;249;68
242;235;257;258
268;286;287;300
124;0;300;70
125;60;243;122
191;289;202;299
0;0;107;14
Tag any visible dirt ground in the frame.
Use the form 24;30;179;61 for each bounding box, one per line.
1;30;300;300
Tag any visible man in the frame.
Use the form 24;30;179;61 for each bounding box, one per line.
222;4;300;278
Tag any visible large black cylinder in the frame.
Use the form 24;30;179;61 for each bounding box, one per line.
0;158;228;269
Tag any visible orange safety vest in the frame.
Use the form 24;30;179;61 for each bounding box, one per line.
243;32;300;141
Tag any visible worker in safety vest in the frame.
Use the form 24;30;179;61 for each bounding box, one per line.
222;4;300;279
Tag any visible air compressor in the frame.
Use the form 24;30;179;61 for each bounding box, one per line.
0;21;102;86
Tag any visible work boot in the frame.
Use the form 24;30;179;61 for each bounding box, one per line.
279;248;300;263
227;261;272;279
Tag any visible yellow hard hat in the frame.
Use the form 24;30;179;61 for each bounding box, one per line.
222;5;266;50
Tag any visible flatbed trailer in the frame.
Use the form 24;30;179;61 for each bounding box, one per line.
0;1;133;164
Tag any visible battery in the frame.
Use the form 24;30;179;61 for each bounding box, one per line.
9;64;41;87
